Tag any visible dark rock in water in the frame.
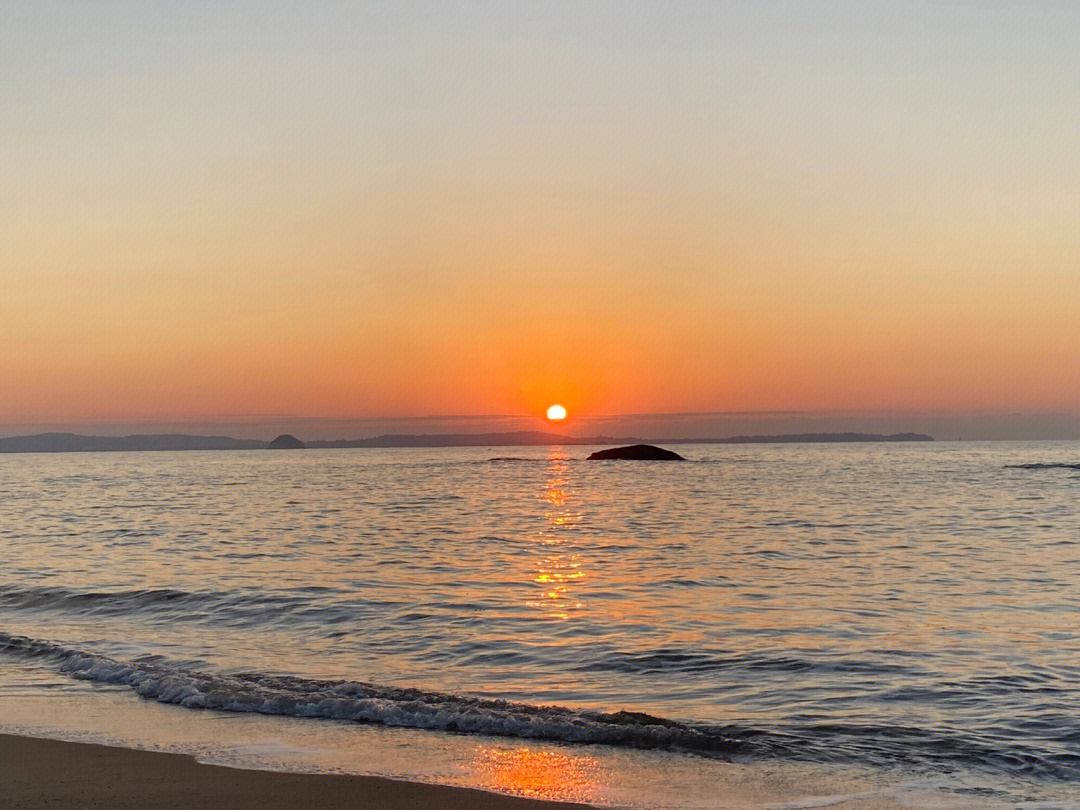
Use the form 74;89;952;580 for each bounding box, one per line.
268;434;305;450
587;444;685;461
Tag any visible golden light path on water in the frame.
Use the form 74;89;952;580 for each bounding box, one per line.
463;451;600;804
527;450;586;620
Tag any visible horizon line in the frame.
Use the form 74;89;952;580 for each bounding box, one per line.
5;409;1080;429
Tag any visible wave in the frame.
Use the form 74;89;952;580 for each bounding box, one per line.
4;629;1080;784
0;583;220;613
0;631;740;753
0;583;325;626
578;648;919;677
1005;463;1080;470
0;583;384;632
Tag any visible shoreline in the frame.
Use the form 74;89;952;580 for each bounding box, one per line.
0;732;601;810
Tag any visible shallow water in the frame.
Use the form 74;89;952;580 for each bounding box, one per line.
2;442;1080;806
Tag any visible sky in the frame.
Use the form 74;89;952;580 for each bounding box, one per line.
3;1;1079;438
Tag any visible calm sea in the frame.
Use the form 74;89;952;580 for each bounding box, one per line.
2;443;1080;808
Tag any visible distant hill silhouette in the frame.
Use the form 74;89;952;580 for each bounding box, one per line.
678;432;933;445
309;431;933;447
0;430;933;453
0;433;266;453
306;431;614;448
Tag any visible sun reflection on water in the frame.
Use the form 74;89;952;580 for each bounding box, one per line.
473;746;602;803
526;451;587;620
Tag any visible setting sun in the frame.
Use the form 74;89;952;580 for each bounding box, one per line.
546;404;567;422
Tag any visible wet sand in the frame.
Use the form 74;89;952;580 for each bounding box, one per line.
0;733;596;810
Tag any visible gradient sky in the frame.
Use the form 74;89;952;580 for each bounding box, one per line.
3;1;1079;430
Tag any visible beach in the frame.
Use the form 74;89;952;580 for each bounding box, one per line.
2;732;938;810
0;733;595;810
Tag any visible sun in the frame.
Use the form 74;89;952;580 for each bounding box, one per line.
546;404;567;422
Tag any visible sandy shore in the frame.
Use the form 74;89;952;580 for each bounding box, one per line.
0;733;598;810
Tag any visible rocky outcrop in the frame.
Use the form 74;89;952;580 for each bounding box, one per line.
587;444;684;461
268;434;305;449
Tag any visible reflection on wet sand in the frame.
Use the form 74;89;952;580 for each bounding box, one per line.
473;746;602;803
526;451;586;620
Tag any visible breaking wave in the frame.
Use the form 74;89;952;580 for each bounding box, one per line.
0;631;740;753
5;630;1080;784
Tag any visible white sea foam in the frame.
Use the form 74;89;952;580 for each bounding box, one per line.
0;631;735;753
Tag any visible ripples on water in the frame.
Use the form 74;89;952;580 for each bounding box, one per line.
2;443;1080;803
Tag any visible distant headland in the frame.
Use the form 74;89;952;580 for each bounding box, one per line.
0;431;933;453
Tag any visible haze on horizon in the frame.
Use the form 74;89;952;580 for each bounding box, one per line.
4;1;1079;437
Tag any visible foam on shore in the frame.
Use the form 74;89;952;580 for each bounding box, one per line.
0;631;739;753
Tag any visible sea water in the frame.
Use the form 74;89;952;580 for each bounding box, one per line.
2;443;1080;807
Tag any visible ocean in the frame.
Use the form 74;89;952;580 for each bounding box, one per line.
2;443;1079;808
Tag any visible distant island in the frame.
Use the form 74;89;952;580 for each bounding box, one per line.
267;434;306;449
0;431;933;453
588;444;686;461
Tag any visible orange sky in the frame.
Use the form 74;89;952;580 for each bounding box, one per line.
3;2;1080;427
